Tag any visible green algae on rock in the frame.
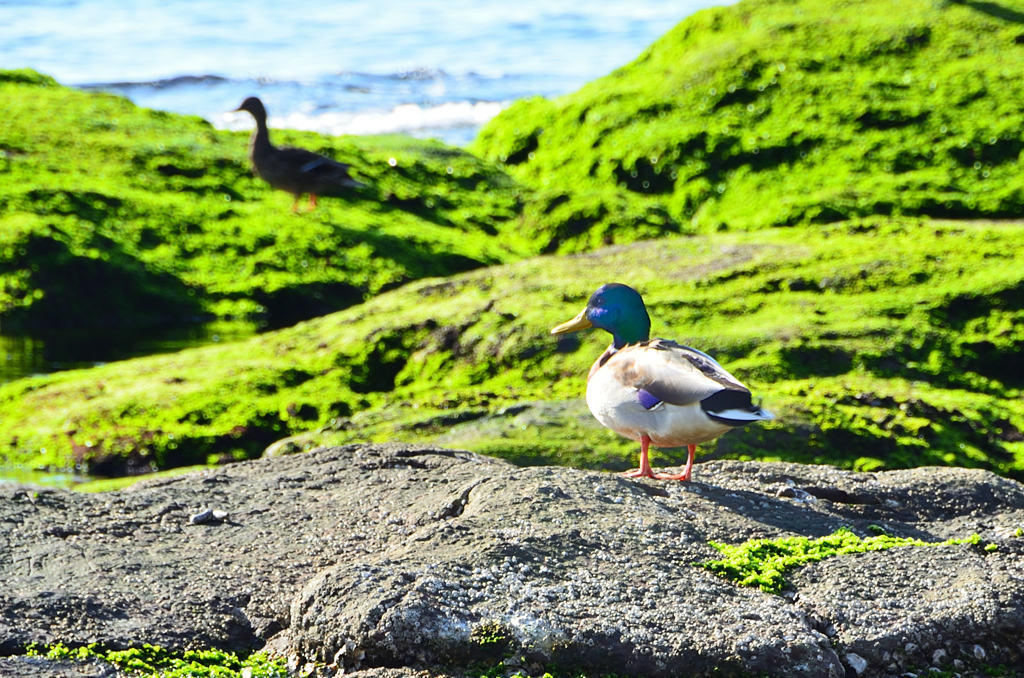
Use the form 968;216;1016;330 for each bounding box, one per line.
702;527;983;594
0;70;533;332
23;642;287;678
473;0;1024;251
5;0;1024;480
1;218;1022;479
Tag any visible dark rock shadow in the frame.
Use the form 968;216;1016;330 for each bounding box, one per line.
951;0;1024;24
2;229;203;332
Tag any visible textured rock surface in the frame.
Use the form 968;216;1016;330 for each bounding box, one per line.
1;444;1023;677
0;656;120;678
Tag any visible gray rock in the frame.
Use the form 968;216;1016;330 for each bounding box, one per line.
846;652;868;675
0;656;119;678
1;446;1023;678
290;466;842;677
188;507;230;524
189;507;215;524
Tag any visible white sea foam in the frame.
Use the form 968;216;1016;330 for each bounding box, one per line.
221;100;507;138
7;0;729;147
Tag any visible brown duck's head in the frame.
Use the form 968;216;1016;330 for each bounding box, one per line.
232;96;267;120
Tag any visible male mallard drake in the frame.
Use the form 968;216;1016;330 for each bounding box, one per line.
551;283;773;481
232;97;367;213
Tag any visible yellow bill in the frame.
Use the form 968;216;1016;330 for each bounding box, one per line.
550;308;592;335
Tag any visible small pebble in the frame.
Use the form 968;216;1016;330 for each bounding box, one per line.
189;508;229;525
777;486;816;503
846;652;868;675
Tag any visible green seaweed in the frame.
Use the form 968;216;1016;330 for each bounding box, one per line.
474;0;1024;249
24;642;286;678
5;0;1024;483
2;219;1023;479
0;72;533;332
702;527;982;594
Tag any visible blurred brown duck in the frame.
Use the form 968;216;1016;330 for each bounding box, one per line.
232;96;367;213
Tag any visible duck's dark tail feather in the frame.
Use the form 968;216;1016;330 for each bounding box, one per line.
701;389;775;427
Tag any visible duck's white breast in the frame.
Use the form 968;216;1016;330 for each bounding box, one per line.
585;356;733;447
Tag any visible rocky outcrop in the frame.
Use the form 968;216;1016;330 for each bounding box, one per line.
1;444;1023;677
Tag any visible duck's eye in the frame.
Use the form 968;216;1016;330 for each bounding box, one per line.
592;296;604;306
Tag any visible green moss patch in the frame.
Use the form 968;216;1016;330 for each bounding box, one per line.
5;0;1024;482
25;642;286;678
2;218;1023;478
474;0;1024;249
702;527;982;594
0;71;532;332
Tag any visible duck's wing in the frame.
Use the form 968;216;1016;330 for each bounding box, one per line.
612;339;743;404
614;339;773;424
275;146;368;189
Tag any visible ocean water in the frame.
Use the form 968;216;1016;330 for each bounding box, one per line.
2;0;730;145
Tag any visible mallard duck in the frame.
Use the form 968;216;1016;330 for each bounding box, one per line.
551;283;774;481
232;97;367;213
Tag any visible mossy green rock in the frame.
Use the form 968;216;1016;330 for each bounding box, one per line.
0;69;531;331
2;218;1022;478
19;644;287;678
473;0;1024;250
703;526;980;594
4;0;1024;480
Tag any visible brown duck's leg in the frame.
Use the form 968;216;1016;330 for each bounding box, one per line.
653;443;695;481
291;195;302;213
622;434;658;479
309;193;318;210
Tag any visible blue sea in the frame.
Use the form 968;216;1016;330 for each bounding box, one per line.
0;0;730;388
2;0;729;145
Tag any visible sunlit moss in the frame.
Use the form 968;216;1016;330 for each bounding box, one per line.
4;0;1024;481
0;72;534;334
474;0;1024;249
1;219;1022;480
24;642;286;678
702;527;983;594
